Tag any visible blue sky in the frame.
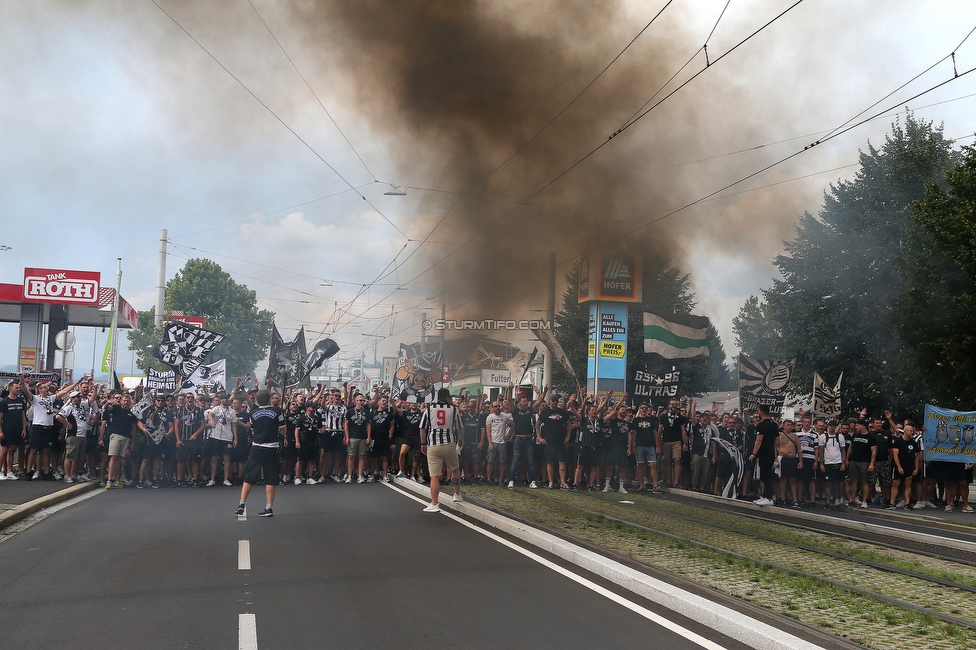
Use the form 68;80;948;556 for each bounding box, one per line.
3;1;976;379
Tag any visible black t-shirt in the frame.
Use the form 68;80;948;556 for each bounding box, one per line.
250;406;284;446
105;405;138;439
755;418;779;457
461;412;482;444
874;430;893;461
399;410;423;441
345;406;371;439
660;412;688;443
177;405;205;442
630;415;659;448
0;395;27;435
606;417;631;449
511;406;535;437
847;431;878;463
538;407;570;444
690;423;713;457
892;437;920;472
297;412;320;444
370;407;395;440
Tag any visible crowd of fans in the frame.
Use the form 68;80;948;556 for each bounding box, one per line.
0;375;971;514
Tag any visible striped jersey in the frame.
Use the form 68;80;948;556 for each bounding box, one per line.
419;401;462;446
319;404;346;432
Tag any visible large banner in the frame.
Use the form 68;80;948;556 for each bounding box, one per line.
0;371;61;384
630;369;681;407
738;354;795;417
923;404;976;462
180;359;227;394
266;324;308;390
392;343;443;403
151;321;224;378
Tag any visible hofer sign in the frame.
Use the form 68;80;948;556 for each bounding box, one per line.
23;268;101;305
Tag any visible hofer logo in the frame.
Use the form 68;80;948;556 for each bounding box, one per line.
23;268;101;305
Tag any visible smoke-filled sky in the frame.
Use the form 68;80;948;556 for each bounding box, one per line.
2;0;976;376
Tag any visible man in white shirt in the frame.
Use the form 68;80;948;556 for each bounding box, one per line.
205;393;238;486
484;401;513;484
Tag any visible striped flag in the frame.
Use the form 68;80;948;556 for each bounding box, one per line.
643;312;710;361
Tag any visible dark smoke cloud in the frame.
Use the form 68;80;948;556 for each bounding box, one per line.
290;1;710;316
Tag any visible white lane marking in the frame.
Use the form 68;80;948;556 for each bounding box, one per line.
238;539;251;570
238;506;247;522
389;485;727;650
239;613;258;650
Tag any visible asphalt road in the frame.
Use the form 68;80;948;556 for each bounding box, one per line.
0;483;745;649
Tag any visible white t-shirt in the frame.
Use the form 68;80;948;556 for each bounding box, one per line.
58;403;90;437
205;405;237;442
819;433;847;465
29;394;57;427
486;412;513;444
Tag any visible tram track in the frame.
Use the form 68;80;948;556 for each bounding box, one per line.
466;483;976;641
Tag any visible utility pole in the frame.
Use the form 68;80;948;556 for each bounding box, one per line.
543;251;555;390
155;229;167;328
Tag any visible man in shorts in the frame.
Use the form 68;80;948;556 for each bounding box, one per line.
419;388;462;512
343;394;371;483
845;418;877;508
0;380;28;480
483;401;512;485
236;390;285;517
537;394;573;489
819;419;847;506
205;394;238;486
630;403;660;492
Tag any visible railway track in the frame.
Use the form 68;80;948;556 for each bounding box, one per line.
467;483;976;643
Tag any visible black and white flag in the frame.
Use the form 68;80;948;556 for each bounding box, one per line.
812;372;842;418
266;324;308;390
631;369;681;407
151;321;224;378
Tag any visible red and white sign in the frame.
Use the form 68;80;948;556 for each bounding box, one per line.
23;268;101;305
171;315;205;328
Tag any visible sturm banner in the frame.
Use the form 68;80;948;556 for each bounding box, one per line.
738;354;796;418
151;321;224;378
392;343;443;403
812;372;843;418
147;368;177;391
923;404;976;463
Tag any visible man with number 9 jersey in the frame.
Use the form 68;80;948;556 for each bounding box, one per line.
418;388;462;512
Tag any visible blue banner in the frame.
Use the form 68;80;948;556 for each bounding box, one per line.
586;302;627;397
923;404;976;462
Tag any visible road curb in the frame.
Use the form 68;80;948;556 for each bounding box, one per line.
394;478;821;650
0;482;99;531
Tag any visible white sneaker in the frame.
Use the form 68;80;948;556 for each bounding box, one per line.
860;501;868;509
756;497;773;506
946;505;954;513
7;472;18;480
618;484;628;494
344;476;352;484
396;471;406;478
32;471;40;480
423;504;441;513
453;493;463;503
357;476;365;484
603;482;612;493
223;480;233;486
507;481;515;489
306;477;316;485
0;473;6;481
64;476;74;484
383;475;392;483
206;480;216;487
529;481;538;489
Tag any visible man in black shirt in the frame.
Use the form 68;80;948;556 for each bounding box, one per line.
506;388;539;489
748;405;779;506
630;403;660;492
0;380;28;480
237;390;285;517
538;394;573;489
602;401;632;494
343;394;371;483
888;423;921;509
657;399;688;488
845;418;877;508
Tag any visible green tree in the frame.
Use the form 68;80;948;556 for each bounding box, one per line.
897;143;976;408
552;236;728;397
733;114;958;415
127;259;275;378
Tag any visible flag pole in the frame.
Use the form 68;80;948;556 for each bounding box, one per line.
110;258;122;384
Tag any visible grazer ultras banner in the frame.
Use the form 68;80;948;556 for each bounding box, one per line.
738;354;795;418
923;404;976;463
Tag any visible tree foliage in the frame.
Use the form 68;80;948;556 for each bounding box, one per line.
733;114;959;415
127;259;274;378
897;143;976;408
552;235;731;396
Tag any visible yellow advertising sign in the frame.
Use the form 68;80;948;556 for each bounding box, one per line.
587;341;595;357
600;341;625;358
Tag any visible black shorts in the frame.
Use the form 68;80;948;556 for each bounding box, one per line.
279;442;297;460
578;446;601;468
370;437;391;459
943;462;970;483
29;424;56;450
297;438;317;462
1;429;25;447
231;440;249;463
204;438;233;458
403;434;421;451
824;463;846;483
544;441;567;464
179;438;203;461
797;460;816;482
155;438;176;461
243;446;280;485
779;457;799;478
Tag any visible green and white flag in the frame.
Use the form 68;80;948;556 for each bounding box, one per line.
643;312;710;361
